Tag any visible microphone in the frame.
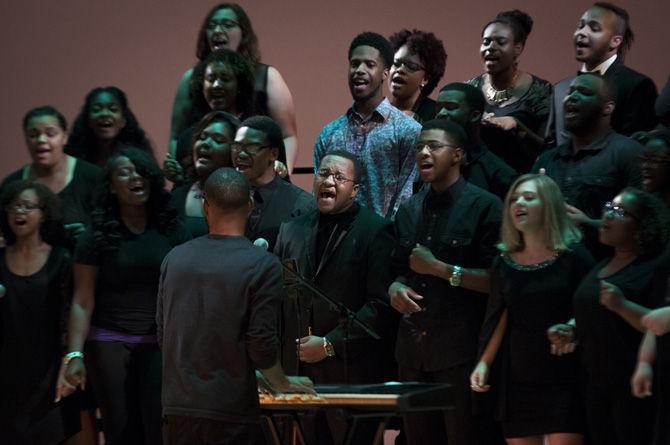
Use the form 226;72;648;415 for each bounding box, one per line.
253;238;269;250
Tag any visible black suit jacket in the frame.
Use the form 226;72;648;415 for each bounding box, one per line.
274;206;398;384
546;58;658;147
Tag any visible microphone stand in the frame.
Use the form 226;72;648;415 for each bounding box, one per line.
281;263;380;385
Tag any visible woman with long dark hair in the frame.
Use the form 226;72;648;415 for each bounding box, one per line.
1;106;100;242
0;181;80;443
471;174;593;444
164;50;254;186
65;86;154;167
169;3;299;172
57;148;189;444
467;10;551;173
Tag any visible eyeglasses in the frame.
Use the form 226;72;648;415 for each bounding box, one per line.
639;154;670;167
5;202;41;214
315;169;356;185
392;59;425;73
602;201;638;221
231;142;272;156
206;19;240;31
414;142;458;152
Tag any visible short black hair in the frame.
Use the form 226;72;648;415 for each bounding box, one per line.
439;82;486;114
190;49;256;120
319;150;362;184
593;2;634;59
0;180;65;247
23;106;67;131
482;10;534;46
577;72;618;102
239;115;286;165
389;29;447;97
421;119;469;149
204;167;250;211
348;32;393;68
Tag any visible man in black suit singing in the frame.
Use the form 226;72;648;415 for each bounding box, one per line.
546;2;657;146
274;150;397;444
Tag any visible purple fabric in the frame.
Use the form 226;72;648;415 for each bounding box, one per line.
87;326;158;344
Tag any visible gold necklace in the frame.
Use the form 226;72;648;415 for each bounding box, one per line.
485;71;519;105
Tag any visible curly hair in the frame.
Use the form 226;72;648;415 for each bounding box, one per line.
65;86;154;163
349;32;393;68
23;106;67;131
499;174;582;253
389;29;447;97
0;180;65;247
190;49;255;122
195;3;261;66
482;9;534;46
623;188;670;258
91;147;178;253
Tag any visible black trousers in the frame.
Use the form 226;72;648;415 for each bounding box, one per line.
583;381;656;445
86;341;162;445
163;415;261;445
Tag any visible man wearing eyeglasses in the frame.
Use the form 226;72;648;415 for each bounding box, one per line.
388;119;502;445
533;73;643;258
274;150;398;443
314;32;421;219
232;116;314;250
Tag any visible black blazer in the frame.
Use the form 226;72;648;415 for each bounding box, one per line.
546;58;658;147
274;206;398;384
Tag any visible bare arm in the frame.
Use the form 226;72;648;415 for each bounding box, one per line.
470;311;507;391
631;331;656;398
266;66;298;173
168;69;194;156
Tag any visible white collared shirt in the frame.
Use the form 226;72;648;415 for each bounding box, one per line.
581;54;618;75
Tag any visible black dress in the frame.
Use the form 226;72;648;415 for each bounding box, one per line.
467;74;552;173
480;245;594;438
649;254;670;445
0;247;80;444
573;256;660;445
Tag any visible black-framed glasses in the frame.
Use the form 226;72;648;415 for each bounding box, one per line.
5;202;41;214
414;142;458;153
206;19;240;31
231;142;272;156
315;169;356;185
392;59;425;73
602;201;638;221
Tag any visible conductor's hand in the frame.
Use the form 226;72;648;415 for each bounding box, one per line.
64;357;87;392
298;336;327;363
388;281;423;314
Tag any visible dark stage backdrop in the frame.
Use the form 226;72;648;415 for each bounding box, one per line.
1;0;667;191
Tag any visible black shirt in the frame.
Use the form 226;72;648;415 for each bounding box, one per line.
157;235;283;422
246;175;315;249
75;223;190;335
463;142;518;200
392;178;502;370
